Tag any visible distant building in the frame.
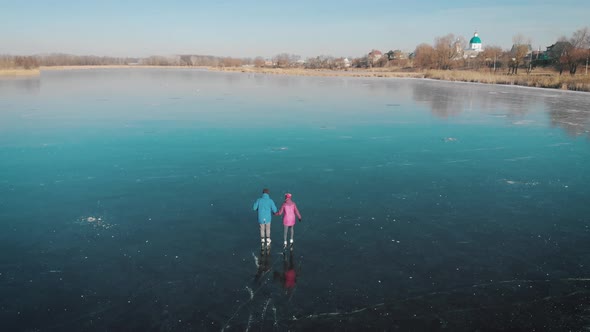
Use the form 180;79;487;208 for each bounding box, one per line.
334;57;351;69
386;50;407;61
464;32;484;58
545;41;571;60
368;50;383;64
468;32;483;52
532;46;546;61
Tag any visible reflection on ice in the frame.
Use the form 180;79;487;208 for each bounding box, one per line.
412;79;590;138
222;248;289;331
548;96;590;137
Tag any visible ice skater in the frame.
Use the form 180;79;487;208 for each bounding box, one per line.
275;193;302;249
253;188;278;248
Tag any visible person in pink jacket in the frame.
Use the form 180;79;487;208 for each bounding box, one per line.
275;193;302;249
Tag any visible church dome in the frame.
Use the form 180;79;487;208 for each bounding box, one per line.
470;33;481;44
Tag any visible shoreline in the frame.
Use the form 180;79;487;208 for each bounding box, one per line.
0;68;41;77
212;66;426;79
39;65;209;71
1;65;588;92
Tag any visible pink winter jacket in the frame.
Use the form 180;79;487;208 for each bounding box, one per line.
277;199;302;226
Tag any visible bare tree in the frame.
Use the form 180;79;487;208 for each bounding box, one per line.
455;36;468;53
566;27;590;75
509;45;529;74
253;57;265;67
221;57;242;67
351;56;368;68
512;34;527;46
289;54;301;66
508;34;532;74
304;55;336;69
570;27;590;49
32;53;138;66
374;56;388;67
179;55;192;66
273;53;291;68
548;34;587;75
479;46;503;73
0;55;15;69
305;56;321;69
434;34;461;69
12;56;39;69
413;43;436;69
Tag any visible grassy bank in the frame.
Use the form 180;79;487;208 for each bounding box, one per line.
3;65;589;92
217;66;590;92
214;66;425;78
423;69;590;92
0;68;40;77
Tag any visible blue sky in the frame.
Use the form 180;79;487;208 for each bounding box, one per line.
1;0;588;58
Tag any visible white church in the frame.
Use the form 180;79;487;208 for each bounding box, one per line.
463;32;483;58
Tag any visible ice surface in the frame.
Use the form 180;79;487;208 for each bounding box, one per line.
1;70;589;331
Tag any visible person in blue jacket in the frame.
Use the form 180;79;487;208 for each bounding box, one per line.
253;188;278;247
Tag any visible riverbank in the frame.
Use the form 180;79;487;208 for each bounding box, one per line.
0;68;40;77
422;69;590;92
39;65;206;71
216;66;590;92
2;65;589;92
37;65;423;78
0;65;205;76
213;66;426;79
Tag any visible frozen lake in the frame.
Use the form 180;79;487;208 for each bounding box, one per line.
1;69;590;331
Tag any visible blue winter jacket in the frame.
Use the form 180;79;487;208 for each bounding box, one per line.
253;193;278;224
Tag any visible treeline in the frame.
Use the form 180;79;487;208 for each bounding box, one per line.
0;53;252;69
2;26;588;75
413;27;590;75
0;56;40;69
37;54;139;66
0;54;139;69
143;54;253;67
542;28;589;75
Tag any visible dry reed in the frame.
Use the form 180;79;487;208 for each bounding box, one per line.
424;69;590;92
0;68;40;76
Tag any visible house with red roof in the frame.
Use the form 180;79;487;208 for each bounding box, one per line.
368;49;383;64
